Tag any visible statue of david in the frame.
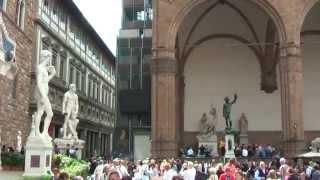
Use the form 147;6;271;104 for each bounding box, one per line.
34;50;56;140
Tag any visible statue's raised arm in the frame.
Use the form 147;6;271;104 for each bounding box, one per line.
231;93;237;104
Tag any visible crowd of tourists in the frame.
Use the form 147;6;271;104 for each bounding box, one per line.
182;143;278;159
82;156;320;180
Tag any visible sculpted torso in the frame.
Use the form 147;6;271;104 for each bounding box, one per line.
64;92;78;114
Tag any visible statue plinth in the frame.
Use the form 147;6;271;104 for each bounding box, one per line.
23;135;53;178
224;129;236;159
54;138;85;159
196;133;218;157
239;134;248;145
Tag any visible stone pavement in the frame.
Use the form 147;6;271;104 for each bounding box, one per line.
0;171;23;180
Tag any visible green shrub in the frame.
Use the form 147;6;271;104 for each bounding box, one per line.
1;152;25;166
53;154;89;178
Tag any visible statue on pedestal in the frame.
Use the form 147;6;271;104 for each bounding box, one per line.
238;113;248;134
223;94;237;129
34;50;56;140
62;84;79;140
16;130;22;152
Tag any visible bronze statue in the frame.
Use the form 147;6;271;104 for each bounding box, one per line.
223;93;237;129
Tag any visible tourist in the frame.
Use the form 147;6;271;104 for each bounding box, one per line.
216;163;224;178
180;161;196;180
219;167;235;180
311;164;320;180
286;168;299;180
279;158;288;180
223;159;236;176
162;161;177;180
52;167;60;180
254;161;268;180
58;172;69;180
108;171;121;180
241;146;248;158
208;167;219;180
266;169;278;180
195;163;206;180
94;160;105;180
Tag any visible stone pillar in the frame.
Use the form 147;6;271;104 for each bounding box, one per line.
151;56;179;158
279;43;304;157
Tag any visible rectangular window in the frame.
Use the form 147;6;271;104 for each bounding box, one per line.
51;2;59;24
59;8;67;32
59;54;66;80
81;73;86;93
69;66;74;84
88;79;92;98
93;82;96;99
42;0;50;15
76;70;80;91
97;84;100;102
51;48;58;68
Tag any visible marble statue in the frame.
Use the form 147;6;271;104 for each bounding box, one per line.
238;113;248;134
62;83;79;140
34;50;56;139
0;11;17;79
223;93;237;129
199;107;217;137
16;130;22;152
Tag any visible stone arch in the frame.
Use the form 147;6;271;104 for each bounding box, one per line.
167;0;287;53
181;34;263;70
297;0;320;38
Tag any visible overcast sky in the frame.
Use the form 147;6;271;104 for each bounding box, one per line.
73;0;122;55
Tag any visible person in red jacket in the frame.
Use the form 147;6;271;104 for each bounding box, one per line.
219;167;235;180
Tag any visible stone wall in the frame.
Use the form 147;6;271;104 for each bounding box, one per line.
0;1;35;148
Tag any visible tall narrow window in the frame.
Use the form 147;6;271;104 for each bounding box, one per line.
59;52;66;81
16;0;25;29
69;66;74;84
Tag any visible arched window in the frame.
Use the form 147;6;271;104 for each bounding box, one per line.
16;0;25;29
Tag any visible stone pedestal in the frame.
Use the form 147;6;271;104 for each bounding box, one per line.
239;134;248;145
23;136;53;178
224;133;235;159
54;138;85;159
197;134;218;156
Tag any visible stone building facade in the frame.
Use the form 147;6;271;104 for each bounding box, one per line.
0;0;35;149
31;0;116;158
151;0;320;158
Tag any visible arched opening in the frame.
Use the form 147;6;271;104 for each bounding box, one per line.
301;1;320;141
176;0;283;147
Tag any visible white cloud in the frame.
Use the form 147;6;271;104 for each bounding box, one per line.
73;0;122;56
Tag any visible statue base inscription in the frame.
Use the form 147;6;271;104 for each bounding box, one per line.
196;134;218;157
23;136;53;178
224;132;236;159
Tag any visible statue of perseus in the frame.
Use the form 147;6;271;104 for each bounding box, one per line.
62;83;79;140
34;50;56;140
223;93;237;129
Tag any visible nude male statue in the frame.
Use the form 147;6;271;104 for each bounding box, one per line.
62;83;79;139
34;50;56;139
223;93;237;129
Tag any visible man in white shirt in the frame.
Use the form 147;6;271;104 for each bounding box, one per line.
180;161;196;180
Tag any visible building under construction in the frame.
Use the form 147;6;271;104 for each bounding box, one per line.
114;0;152;160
